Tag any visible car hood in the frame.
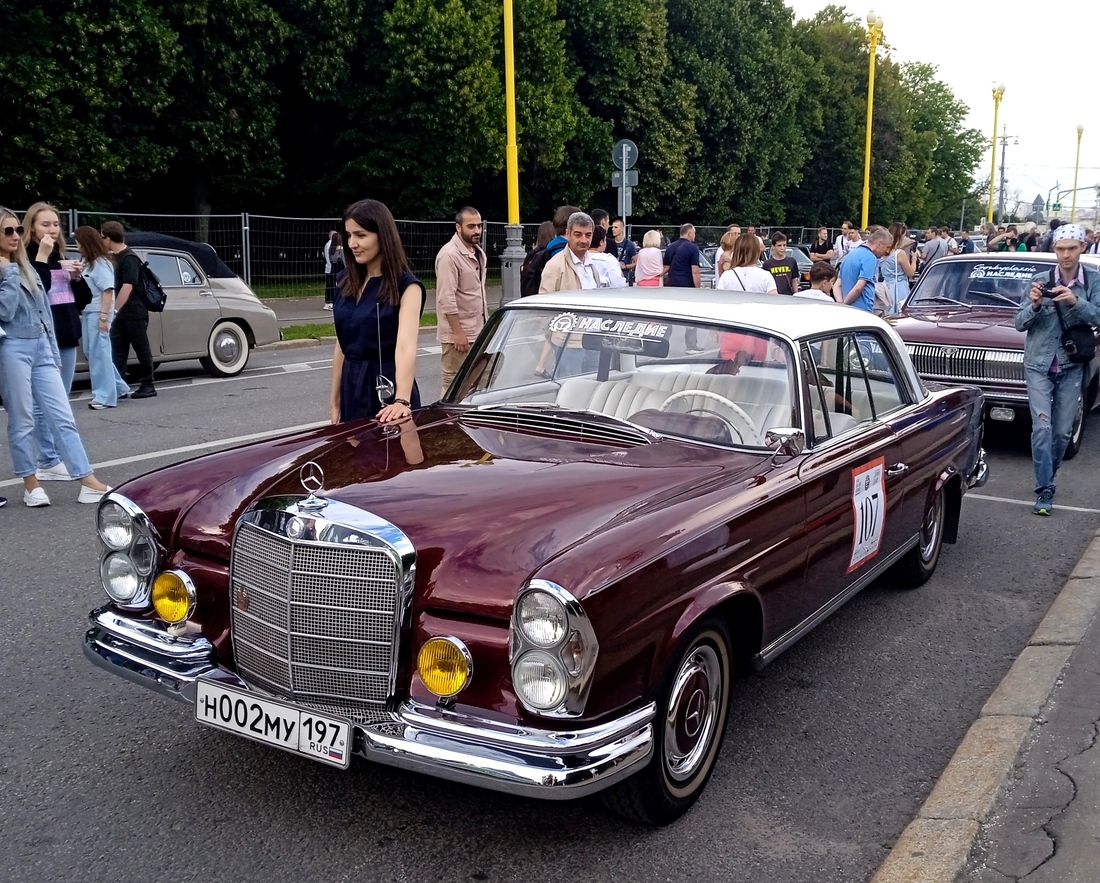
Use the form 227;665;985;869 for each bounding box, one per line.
892;306;1023;349
121;408;763;621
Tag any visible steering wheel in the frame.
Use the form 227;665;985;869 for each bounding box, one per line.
658;389;758;444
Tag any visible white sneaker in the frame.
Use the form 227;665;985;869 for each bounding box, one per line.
24;487;50;507
323;303;334;311
78;485;111;504
36;462;75;481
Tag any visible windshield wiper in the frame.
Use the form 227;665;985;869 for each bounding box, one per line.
927;295;972;309
978;292;1019;307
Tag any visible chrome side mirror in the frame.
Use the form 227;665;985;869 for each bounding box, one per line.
765;427;806;457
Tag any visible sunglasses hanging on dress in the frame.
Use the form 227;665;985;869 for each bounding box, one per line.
375;290;395;404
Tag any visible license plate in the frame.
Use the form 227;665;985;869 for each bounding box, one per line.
195;680;351;769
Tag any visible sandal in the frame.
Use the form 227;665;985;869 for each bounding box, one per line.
533;369;552;379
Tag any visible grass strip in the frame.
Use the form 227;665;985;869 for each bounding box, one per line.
280;313;437;341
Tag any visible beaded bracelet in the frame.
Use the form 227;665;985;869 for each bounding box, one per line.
393;398;411;407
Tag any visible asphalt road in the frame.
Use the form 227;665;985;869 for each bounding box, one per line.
1;337;1098;883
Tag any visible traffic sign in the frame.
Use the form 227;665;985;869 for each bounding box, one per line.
617;187;633;218
612;139;638;170
611;169;638;188
1051;202;1063;212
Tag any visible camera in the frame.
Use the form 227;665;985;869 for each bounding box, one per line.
1041;283;1058;298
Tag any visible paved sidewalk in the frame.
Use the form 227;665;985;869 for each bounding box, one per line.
873;532;1100;882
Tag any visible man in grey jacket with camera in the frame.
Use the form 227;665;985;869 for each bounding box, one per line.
1015;223;1100;514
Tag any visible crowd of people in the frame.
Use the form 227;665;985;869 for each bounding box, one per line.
6;194;1094;519
0;203;158;509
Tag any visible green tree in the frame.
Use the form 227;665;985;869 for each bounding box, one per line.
155;0;291;211
0;2;177;208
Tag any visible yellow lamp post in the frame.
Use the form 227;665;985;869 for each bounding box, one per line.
860;10;884;230
1072;124;1084;221
503;0;520;225
987;83;1005;223
499;0;524;305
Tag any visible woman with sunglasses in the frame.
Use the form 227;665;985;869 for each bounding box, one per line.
330;199;424;425
74;225;130;408
0;207;110;506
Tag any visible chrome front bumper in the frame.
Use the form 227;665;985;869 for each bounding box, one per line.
83;606;654;798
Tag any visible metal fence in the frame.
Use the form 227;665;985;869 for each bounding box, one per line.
37;208;838;299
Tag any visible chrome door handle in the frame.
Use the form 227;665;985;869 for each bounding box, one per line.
886;463;908;476
199;290;214;297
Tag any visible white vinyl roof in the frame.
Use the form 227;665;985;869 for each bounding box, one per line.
512;288;892;342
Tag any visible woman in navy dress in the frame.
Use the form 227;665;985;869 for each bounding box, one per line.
330;199;424;424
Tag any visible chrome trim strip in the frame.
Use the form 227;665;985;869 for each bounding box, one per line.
754;536;919;667
81;608;653;799
968;448;990;489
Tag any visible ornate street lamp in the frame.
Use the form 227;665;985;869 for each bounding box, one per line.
987;83;1005;223
1072;124;1084;222
860;10;884;230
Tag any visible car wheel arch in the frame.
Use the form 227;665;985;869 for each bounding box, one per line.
658;584;762;688
931;466;963;545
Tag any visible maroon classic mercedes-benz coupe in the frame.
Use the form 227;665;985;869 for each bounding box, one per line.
84;289;987;825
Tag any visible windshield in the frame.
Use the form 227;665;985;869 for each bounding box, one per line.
909;259;1046;308
447;307;797;448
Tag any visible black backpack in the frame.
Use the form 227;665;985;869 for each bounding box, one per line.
519;240;566;298
140;260;168;312
520;246;552;298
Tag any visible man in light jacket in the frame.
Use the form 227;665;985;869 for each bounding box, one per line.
537;212;602;377
1015;223;1100;515
435;206;487;397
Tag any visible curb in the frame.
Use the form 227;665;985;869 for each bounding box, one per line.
870;530;1100;883
259;338;330;350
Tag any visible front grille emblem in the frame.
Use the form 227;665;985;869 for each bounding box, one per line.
299;460;328;511
939;346;959;358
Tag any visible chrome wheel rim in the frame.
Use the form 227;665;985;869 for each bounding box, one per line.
664;644;721;782
214;330;242;365
919;493;943;564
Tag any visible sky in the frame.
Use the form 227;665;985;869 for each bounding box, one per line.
786;0;1100;223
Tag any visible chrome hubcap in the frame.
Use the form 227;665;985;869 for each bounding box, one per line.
214;331;241;364
919;494;943;563
664;644;721;781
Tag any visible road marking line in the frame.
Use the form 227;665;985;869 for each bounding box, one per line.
968;492;1100;515
0;421;329;488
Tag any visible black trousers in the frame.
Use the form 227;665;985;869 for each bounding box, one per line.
110;314;154;385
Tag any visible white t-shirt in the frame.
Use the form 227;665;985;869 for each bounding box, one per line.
795;288;838;302
716;266;777;293
589;252;627;288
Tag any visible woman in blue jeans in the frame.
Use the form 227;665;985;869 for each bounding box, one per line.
74;226;130;409
0;207;110;507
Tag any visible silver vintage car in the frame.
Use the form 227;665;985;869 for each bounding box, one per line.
75;233;281;378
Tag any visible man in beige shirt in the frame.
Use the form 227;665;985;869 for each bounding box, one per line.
435;206;487;397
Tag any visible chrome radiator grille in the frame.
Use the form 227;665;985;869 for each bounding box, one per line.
229;519;400;723
905;344;1025;386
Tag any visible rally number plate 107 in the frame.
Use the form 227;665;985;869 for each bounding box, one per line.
195;680;351;769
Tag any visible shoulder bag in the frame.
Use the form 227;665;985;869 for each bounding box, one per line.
1051;269;1096;364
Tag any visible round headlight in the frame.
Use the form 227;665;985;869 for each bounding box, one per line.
98;501;133;551
101;553;139;603
517;591;567;647
514;650;567;710
417;637;472;698
151;570;196;624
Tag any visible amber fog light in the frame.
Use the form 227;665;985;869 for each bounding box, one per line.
151;570;196;624
417;637;473;698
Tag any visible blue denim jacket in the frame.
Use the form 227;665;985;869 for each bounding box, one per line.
0;262;60;362
1015;265;1100;371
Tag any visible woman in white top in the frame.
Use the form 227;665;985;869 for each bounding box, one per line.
716;233;778;293
635;230;664;286
588;227;627;287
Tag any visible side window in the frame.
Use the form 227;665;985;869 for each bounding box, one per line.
178;256;204;285
851;331;906;418
145;253;183;287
